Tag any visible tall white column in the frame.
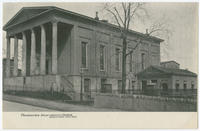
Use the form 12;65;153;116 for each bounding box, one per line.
30;28;36;75
22;32;27;76
13;36;18;76
52;21;58;74
6;35;10;77
40;25;46;75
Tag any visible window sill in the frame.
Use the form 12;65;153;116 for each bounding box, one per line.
80;68;88;71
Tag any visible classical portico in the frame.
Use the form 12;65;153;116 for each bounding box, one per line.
3;6;80;99
4;6;77;78
6;22;58;77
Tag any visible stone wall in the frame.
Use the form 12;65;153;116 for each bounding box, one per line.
3;75;58;92
94;93;197;111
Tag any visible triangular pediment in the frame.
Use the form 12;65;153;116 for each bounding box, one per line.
4;6;54;30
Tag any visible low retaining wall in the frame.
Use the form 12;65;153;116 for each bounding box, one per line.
3;75;59;92
94;94;197;111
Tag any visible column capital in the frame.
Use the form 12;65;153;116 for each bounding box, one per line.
22;31;26;36
14;35;18;39
30;28;36;33
51;18;59;24
40;24;45;28
6;34;10;39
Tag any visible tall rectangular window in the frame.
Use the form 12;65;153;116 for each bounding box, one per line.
141;53;145;70
191;81;194;90
175;80;179;91
100;45;105;71
132;81;135;94
115;48;120;71
183;81;187;90
81;41;87;68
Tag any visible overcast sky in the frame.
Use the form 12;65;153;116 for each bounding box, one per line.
2;2;198;73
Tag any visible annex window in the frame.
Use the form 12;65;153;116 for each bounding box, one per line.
151;80;157;85
81;41;88;68
175;80;179;91
115;48;120;71
183;81;187;90
132;81;135;93
100;45;106;71
191;81;194;90
141;53;145;70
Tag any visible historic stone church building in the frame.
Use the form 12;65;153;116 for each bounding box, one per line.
3;6;163;100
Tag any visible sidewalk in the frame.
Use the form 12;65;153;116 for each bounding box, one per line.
3;94;121;112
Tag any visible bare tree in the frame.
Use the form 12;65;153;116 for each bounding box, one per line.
103;3;148;93
102;2;172;94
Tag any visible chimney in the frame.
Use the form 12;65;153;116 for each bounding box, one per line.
146;29;149;34
95;11;99;20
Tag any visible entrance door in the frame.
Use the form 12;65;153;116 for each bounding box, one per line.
118;80;122;93
84;79;91;99
162;83;168;91
101;79;106;93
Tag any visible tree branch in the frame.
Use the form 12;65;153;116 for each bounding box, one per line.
114;7;124;26
105;8;122;30
126;39;141;57
126;3;131;30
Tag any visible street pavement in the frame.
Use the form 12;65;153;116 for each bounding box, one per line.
3;100;56;112
3;94;121;112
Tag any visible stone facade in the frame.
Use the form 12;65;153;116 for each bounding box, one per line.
3;6;163;100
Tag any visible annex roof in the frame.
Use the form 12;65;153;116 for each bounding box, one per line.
137;65;197;78
3;6;164;43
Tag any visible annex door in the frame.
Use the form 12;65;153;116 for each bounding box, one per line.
142;80;147;91
162;83;168;91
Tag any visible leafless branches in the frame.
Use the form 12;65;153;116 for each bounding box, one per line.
102;2;172;93
147;15;173;59
103;3;148;37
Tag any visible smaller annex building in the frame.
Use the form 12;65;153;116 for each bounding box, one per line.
136;65;197;96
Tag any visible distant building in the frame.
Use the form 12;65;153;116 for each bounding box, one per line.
137;65;197;94
161;60;180;69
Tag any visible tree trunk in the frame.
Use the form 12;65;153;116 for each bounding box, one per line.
122;37;127;94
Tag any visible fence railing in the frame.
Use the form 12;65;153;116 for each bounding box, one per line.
99;89;197;98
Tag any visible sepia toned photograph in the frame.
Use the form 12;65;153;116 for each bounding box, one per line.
1;2;198;128
2;2;198;112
